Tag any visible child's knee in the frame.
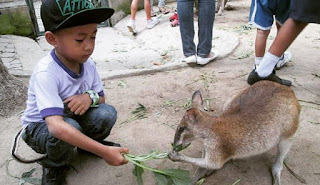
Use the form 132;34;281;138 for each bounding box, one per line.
99;104;117;125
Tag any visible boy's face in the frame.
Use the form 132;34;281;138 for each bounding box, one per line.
52;23;98;64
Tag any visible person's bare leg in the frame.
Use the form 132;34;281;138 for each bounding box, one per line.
255;29;270;57
269;18;308;57
130;0;140;20
144;0;151;20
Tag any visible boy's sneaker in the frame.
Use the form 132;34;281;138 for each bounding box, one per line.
147;18;159;29
275;51;291;69
127;20;137;34
42;166;69;185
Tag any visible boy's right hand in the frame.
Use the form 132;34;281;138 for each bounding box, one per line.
102;146;129;166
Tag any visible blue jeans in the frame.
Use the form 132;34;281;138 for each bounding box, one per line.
177;0;215;57
22;104;117;168
150;0;166;7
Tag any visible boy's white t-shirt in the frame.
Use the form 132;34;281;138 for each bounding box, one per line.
21;50;104;126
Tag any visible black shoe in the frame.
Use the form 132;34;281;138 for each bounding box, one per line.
247;69;292;86
77;140;121;155
42;166;69;185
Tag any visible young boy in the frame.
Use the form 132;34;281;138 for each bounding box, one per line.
247;0;320;86
20;0;129;184
249;0;292;70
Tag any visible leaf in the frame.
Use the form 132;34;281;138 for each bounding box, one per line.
21;177;41;185
197;178;205;185
133;162;144;185
153;172;173;185
161;169;192;185
171;143;191;152
22;168;36;178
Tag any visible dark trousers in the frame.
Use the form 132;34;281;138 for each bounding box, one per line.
22;104;117;168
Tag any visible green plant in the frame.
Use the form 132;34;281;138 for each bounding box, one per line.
124;151;192;185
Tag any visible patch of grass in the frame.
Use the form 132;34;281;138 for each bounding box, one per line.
309;121;320;125
117;80;127;88
187;72;216;91
233;25;253;34
231;50;253;60
0;12;34;37
121;103;147;124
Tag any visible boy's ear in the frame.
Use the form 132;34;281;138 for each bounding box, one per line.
45;31;58;47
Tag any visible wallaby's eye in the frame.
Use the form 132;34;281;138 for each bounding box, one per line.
178;126;186;132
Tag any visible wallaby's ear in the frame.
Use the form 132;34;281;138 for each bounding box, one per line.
191;90;203;108
185;109;200;124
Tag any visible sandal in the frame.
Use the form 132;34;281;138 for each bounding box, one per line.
159;7;170;14
151;10;156;17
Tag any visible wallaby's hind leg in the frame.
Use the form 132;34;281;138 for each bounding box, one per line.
272;138;292;185
192;148;215;185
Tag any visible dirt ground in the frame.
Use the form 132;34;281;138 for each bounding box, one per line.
1;0;320;185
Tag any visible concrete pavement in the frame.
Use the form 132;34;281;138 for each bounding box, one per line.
0;4;239;80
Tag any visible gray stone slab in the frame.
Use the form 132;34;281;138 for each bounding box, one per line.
1;52;15;58
6;43;14;49
10;59;21;64
0;42;8;47
9;62;22;69
2;57;14;64
4;48;15;53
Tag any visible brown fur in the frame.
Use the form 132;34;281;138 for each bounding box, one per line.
168;81;300;185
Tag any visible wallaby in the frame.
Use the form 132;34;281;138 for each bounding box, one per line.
168;81;300;185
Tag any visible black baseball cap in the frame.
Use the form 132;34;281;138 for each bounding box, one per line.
41;0;115;32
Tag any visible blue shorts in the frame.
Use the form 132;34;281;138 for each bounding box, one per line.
249;0;291;30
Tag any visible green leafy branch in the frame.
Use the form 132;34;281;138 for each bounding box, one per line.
124;151;192;185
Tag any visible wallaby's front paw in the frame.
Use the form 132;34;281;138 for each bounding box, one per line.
168;151;182;161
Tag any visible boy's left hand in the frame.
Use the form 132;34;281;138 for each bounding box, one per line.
64;94;92;115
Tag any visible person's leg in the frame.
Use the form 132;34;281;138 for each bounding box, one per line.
75;104;117;142
22;118;82;184
197;0;215;58
144;0;151;20
269;19;307;57
158;0;166;7
256;19;307;77
177;0;196;57
22;118;82;168
130;0;140;20
145;0;160;28
254;29;270;66
127;0;140;33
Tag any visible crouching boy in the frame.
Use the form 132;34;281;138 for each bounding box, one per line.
20;0;129;184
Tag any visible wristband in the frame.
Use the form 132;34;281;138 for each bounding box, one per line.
84;90;99;107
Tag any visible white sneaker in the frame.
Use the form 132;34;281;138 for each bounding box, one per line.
182;55;197;64
147;18;160;29
127;20;137;34
197;51;219;65
276;51;291;69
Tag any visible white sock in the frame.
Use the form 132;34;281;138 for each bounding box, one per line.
255;56;263;67
256;52;280;77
